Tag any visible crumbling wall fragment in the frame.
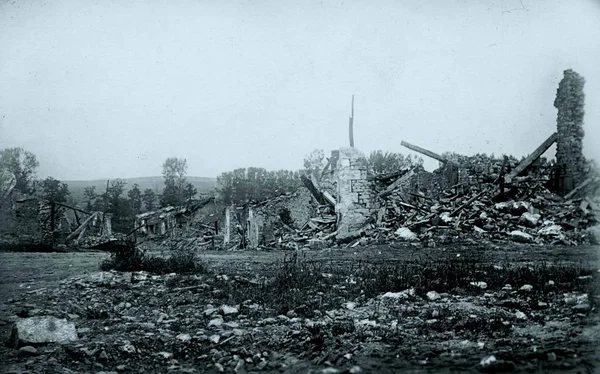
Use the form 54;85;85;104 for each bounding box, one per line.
554;69;586;194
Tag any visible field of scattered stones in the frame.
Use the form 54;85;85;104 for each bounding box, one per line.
1;242;599;373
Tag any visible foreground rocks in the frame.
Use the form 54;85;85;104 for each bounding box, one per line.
1;262;598;374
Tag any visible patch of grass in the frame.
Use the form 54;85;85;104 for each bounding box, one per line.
221;253;597;318
356;256;596;298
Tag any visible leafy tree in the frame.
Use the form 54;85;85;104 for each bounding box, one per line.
0;147;39;193
160;183;179;207
0;170;16;208
83;186;98;212
216;168;301;205
142;188;157;211
107;179;127;207
368;151;423;174
39;177;71;232
183;182;198;201
161;157;188;207
40;177;70;204
99;179;131;232
303;149;325;179
217;171;234;205
127;183;142;216
163;157;188;183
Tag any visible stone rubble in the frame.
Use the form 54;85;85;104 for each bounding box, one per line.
1;268;596;373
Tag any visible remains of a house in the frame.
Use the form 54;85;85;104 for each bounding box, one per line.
215;71;599;250
0;70;598;253
136;197;220;250
0;188;122;250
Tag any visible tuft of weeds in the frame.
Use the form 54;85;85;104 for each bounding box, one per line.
100;242;205;275
141;249;205;274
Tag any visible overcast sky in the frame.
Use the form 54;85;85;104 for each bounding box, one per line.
1;0;599;180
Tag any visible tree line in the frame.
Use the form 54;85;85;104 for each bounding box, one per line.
0;148;200;233
216;149;424;205
1;146;423;233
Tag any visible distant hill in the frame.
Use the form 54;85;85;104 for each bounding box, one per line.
64;176;217;205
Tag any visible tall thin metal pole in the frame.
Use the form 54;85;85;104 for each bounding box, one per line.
349;94;355;147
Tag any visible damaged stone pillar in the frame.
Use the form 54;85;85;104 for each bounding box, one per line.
224;207;231;245
554;69;586;195
103;213;113;237
335;147;378;237
247;208;259;249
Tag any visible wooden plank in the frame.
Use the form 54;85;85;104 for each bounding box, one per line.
368;168;410;182
53;201;91;215
400;141;447;163
378;169;416;198
505;132;558;183
450;187;491;217
66;212;98;242
321;230;338;240
585;196;600;211
322;191;336;206
564;177;593;199
301;174;326;205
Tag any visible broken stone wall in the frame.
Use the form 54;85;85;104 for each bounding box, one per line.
222;188;315;248
335;147;378;235
0;192;42;242
250;188;315;247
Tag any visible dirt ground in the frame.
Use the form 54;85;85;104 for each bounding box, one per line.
1;242;599;373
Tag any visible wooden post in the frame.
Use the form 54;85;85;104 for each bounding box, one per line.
349;94;355;147
214;220;219;235
498;156;508;200
101;180;109;236
103;180;109;213
74;210;81;226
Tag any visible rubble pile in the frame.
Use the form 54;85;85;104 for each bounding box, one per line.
131;147;599;251
369;161;600;246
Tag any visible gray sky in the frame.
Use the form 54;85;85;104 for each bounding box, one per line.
1;0;599;180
